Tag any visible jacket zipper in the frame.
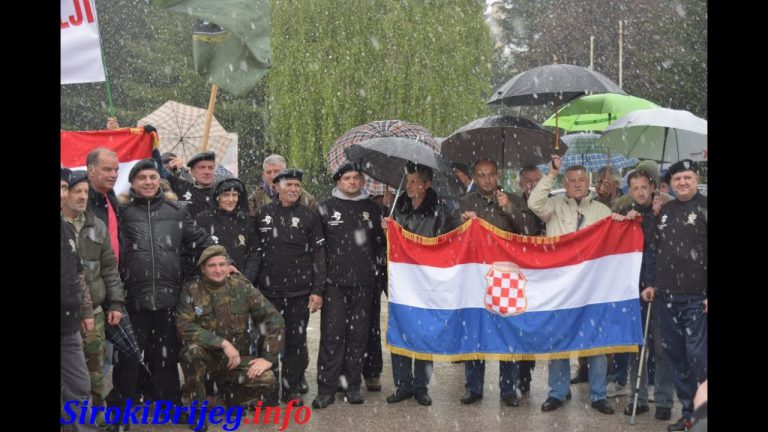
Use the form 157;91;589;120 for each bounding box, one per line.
147;202;157;310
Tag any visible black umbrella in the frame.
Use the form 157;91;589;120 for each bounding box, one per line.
344;136;463;211
486;64;625;151
441;115;566;169
104;305;151;375
487;64;625;106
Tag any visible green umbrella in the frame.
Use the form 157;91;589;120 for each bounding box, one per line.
542;94;658;132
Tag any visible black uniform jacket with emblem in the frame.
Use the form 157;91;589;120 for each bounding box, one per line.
168;174;213;219
647;192;707;299
318;196;385;287
253;200;327;298
194;178;260;281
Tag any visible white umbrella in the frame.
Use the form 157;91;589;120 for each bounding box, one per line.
598;108;707;163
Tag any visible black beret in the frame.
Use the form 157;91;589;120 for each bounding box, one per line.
333;161;362;181
161;152;177;163
273;168;303;184
187;151;216;168
61;167;72;183
68;170;89;188
663;159;699;184
128;159;160;182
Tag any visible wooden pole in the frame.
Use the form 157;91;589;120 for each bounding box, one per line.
201;84;219;152
618;20;624;88
589;36;594;70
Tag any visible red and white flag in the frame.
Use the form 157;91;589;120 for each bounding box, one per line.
61;128;156;195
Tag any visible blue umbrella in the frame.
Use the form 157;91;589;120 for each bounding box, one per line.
538;133;638;173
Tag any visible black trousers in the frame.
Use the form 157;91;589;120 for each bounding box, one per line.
108;308;181;407
316;284;373;394
265;294;310;396
362;284;383;379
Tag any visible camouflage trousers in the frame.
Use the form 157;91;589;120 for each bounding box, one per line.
180;344;276;407
81;308;106;406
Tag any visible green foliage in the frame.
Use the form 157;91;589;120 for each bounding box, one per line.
266;0;493;196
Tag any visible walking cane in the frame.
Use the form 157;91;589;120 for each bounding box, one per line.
629;300;653;425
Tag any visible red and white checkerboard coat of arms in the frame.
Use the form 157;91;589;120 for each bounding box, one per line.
484;262;528;317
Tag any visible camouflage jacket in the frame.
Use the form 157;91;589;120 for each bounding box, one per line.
247;183;318;218
175;273;284;363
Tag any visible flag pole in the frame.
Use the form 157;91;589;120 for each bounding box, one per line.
93;1;115;118
201;84;219;152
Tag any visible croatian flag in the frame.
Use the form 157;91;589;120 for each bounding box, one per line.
386;217;644;361
61;128;157;195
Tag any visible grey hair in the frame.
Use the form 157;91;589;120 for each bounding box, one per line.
262;154;287;170
86;147;118;169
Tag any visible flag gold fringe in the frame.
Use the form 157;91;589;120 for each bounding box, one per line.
386;344;639;362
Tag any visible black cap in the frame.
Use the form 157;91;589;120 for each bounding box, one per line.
273;168;303;184
68;170;89;188
187;151;216;168
61;167;72;183
450;161;471;178
161;152;177;163
333;161;362;181
128;159;160;182
217;177;245;195
663;159;699;184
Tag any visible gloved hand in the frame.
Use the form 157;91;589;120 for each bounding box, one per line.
143;124;157;135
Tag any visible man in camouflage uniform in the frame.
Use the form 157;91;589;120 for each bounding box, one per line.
61;170;125;427
176;245;285;418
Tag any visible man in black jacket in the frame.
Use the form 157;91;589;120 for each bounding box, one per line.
108;159;213;423
86;148;121;264
640;160;707;432
254;168;326;406
312;162;385;408
384;163;459;407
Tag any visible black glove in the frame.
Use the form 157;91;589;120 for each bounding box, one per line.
143;124;157;135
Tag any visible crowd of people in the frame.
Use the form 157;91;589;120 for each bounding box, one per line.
61;142;707;432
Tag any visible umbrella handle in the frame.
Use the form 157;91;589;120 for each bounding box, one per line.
389;171;407;217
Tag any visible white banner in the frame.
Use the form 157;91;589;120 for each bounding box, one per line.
61;0;105;84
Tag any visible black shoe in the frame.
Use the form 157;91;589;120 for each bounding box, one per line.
460;390;483;405
655;406;672;420
414;392;432;406
299;374;309;394
364;376;382;392
311;393;335;409
667;417;692;432
623;403;650;416
501;393;519;407
263;395;280;407
386;389;413;403
106;425;130;432
345;390;365;404
591;399;615;415
281;392;304;406
566;391;572;400
541;397;563;412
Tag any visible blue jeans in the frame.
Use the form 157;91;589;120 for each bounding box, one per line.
659;295;707;419
607;353;629;386
391;353;431;395
548;355;607;402
628;300;674;407
464;360;518;396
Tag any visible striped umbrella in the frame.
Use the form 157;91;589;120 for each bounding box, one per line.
538;133;638;173
328;120;439;195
